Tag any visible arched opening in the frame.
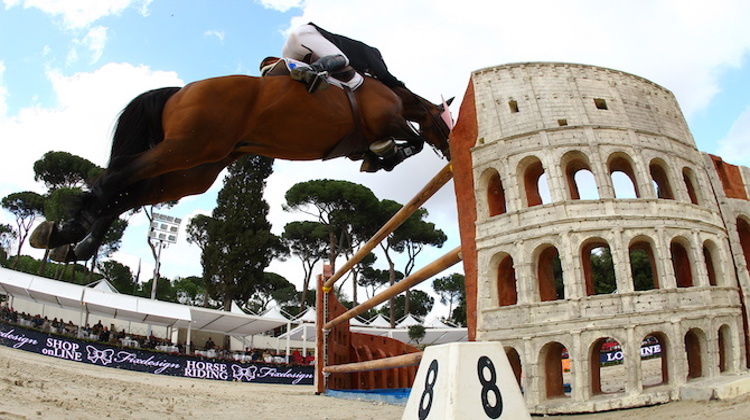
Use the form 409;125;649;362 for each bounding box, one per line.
608;154;640;198
703;240;721;286
670;239;694;288
738;217;750;276
718;324;733;373
497;254;518;306
642;333;668;387
541;342;569;399
649;160;675;200
581;240;616;296
562;152;599;200
685;329;704;380
537;246;564;301
629;240;658;291
683;167;700;205
521;157;549;207
505;347;523;390
487;170;507;216
591;337;627;395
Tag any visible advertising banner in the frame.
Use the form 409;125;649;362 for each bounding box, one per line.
0;321;313;385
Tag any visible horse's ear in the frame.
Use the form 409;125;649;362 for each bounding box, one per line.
446;97;455;106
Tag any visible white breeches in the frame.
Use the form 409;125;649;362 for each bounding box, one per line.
282;24;350;65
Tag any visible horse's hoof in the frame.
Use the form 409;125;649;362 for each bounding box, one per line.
30;221;57;249
49;245;77;263
73;237;97;261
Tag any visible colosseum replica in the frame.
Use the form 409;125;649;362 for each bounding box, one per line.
448;62;750;414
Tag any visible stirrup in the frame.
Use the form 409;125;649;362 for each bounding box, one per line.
369;139;397;158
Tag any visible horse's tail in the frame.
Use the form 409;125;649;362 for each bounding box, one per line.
109;86;182;163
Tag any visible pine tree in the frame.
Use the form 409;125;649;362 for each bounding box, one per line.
205;155;285;311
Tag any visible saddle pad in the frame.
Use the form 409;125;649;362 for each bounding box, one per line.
265;58;364;91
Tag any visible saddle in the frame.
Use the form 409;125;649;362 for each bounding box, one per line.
260;58;373;166
259;58;417;172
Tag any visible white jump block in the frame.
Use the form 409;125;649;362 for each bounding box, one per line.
403;342;530;420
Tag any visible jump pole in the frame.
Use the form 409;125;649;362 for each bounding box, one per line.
322;352;423;374
323;246;462;331
321;163;453;293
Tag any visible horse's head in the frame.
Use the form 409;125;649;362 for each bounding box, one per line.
393;87;453;160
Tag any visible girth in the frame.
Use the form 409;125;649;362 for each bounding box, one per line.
322;86;368;160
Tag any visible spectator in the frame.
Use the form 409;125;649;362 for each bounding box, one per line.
204;337;215;351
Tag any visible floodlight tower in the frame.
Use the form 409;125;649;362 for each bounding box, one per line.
147;212;182;300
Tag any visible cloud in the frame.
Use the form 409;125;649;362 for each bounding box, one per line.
285;0;750;120
203;30;225;43
255;0;302;13
82;26;108;63
716;105;750;166
6;0;152;29
0;62;183;214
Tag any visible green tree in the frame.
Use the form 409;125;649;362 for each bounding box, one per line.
245;272;296;313
284;179;378;304
378;290;434;321
204;155;286;312
186;213;213;306
33;151;100;190
408;324;427;345
0;223;16;264
2;191;45;268
281;221;329;311
631;248;656;291
433;273;465;319
98;260;135;294
359;263;402;300
591;247;617;294
368;199;446;323
173;276;207;306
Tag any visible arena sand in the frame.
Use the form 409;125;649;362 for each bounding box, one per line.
1;345;749;420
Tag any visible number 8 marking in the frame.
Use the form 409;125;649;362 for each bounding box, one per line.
418;359;439;420
477;356;503;418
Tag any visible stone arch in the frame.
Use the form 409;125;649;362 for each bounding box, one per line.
539;341;569;399
641;332;669;387
561;151;599;200
480;167;507;217
628;237;659;291
581;238;616;296
718;324;734;374
608;152;640;198
685;328;706;380
536;245;565;301
518;156;549;207
737;216;750;277
491;252;518;306
590;336;627;395
670;237;695;288
649;158;675;199
702;239;723;286
682;167;701;205
505;346;523;390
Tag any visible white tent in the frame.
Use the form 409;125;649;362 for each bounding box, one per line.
367;314;391;328
396;314;422;328
0;267;289;337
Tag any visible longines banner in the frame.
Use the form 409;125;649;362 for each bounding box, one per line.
0;320;313;385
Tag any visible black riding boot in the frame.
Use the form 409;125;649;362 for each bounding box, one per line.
290;54;348;93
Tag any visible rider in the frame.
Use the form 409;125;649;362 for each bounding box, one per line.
281;23;405;93
271;23;421;172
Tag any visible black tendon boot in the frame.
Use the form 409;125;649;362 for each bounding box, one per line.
290;54;348;93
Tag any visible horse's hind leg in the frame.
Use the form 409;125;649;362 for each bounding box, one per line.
45;157;238;261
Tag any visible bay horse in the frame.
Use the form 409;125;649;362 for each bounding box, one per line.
29;73;452;262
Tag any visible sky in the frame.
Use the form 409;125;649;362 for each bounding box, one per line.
1;0;750;320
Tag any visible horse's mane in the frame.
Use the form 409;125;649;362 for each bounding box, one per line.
109;87;181;163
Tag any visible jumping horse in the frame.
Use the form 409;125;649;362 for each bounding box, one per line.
29;71;452;262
